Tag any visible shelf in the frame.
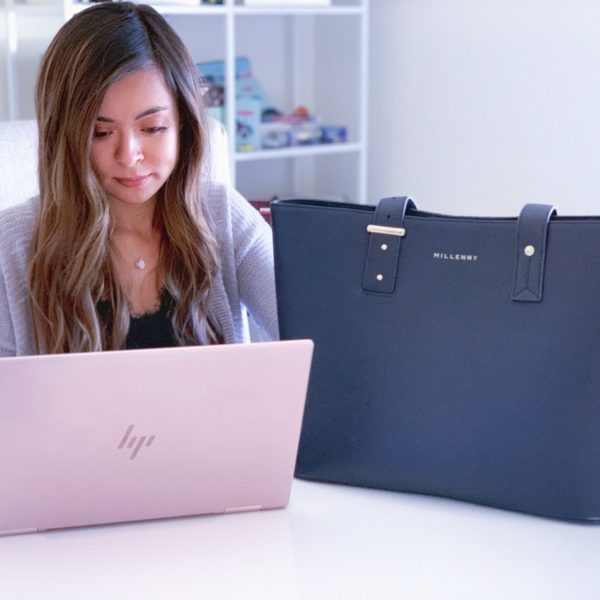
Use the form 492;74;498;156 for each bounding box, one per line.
68;3;363;17
152;4;228;15
235;142;361;161
69;3;227;16
234;6;364;16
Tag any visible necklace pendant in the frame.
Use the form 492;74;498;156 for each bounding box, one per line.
134;257;146;270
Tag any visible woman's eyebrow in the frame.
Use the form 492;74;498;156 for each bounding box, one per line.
96;106;169;123
135;106;169;120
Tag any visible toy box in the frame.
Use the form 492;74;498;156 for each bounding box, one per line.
236;98;261;152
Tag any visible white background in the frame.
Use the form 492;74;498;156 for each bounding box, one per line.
369;0;600;215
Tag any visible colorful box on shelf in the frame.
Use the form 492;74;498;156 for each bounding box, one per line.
288;121;321;146
260;122;290;149
319;125;347;144
236;98;261;152
197;57;275;119
201;76;225;125
197;56;278;151
260;120;348;149
197;57;253;85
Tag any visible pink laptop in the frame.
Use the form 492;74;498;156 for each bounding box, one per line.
0;340;313;536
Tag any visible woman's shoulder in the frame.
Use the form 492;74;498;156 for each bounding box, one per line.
0;196;39;243
201;181;260;229
202;181;240;211
0;196;40;235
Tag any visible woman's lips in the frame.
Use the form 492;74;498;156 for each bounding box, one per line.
115;175;151;188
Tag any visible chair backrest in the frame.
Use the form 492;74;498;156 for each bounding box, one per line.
0;120;39;210
0;118;231;211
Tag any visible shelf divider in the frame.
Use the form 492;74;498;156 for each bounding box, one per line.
235;142;362;162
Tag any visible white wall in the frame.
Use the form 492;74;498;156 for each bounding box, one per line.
369;0;600;215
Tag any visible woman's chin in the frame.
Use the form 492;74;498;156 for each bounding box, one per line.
106;188;160;206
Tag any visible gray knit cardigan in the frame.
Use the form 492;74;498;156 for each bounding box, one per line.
0;182;278;356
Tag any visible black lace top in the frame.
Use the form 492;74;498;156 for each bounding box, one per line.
98;289;178;350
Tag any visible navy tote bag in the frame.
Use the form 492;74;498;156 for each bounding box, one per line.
272;196;600;521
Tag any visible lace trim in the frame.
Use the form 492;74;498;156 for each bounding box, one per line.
129;289;165;319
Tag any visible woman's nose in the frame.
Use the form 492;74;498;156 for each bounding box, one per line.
115;132;143;167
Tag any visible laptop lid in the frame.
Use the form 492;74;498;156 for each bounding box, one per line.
0;340;313;535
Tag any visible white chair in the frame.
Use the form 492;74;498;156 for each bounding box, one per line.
0;118;231;211
0;120;39;210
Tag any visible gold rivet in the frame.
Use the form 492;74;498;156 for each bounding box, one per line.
376;274;384;281
381;244;388;251
524;245;535;257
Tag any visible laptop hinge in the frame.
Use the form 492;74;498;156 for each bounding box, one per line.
224;505;262;514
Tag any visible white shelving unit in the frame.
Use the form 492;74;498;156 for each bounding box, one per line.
4;0;369;204
2;0;65;121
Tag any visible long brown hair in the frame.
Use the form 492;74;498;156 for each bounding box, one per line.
30;2;223;353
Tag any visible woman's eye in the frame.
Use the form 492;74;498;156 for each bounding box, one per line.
93;130;112;139
143;126;168;134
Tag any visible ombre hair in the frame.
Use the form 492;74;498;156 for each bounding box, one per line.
30;2;223;353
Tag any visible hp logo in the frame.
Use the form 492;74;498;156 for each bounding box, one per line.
118;425;156;460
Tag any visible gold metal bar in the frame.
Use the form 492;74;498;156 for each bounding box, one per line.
366;224;406;237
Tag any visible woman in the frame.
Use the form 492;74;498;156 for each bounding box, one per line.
0;2;277;356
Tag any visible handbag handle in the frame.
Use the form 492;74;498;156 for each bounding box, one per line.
362;197;556;302
512;203;557;302
362;196;417;294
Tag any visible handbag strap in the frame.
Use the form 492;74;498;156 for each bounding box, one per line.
512;203;557;302
362;196;417;294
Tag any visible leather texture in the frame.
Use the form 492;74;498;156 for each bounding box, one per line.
272;197;600;522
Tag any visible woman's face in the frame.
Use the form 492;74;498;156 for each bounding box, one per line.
91;66;180;207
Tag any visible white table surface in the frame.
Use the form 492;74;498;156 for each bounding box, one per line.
0;479;598;600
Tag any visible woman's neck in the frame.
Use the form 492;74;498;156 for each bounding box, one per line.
108;196;163;315
109;196;157;237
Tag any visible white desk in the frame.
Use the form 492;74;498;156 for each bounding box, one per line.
0;479;598;599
